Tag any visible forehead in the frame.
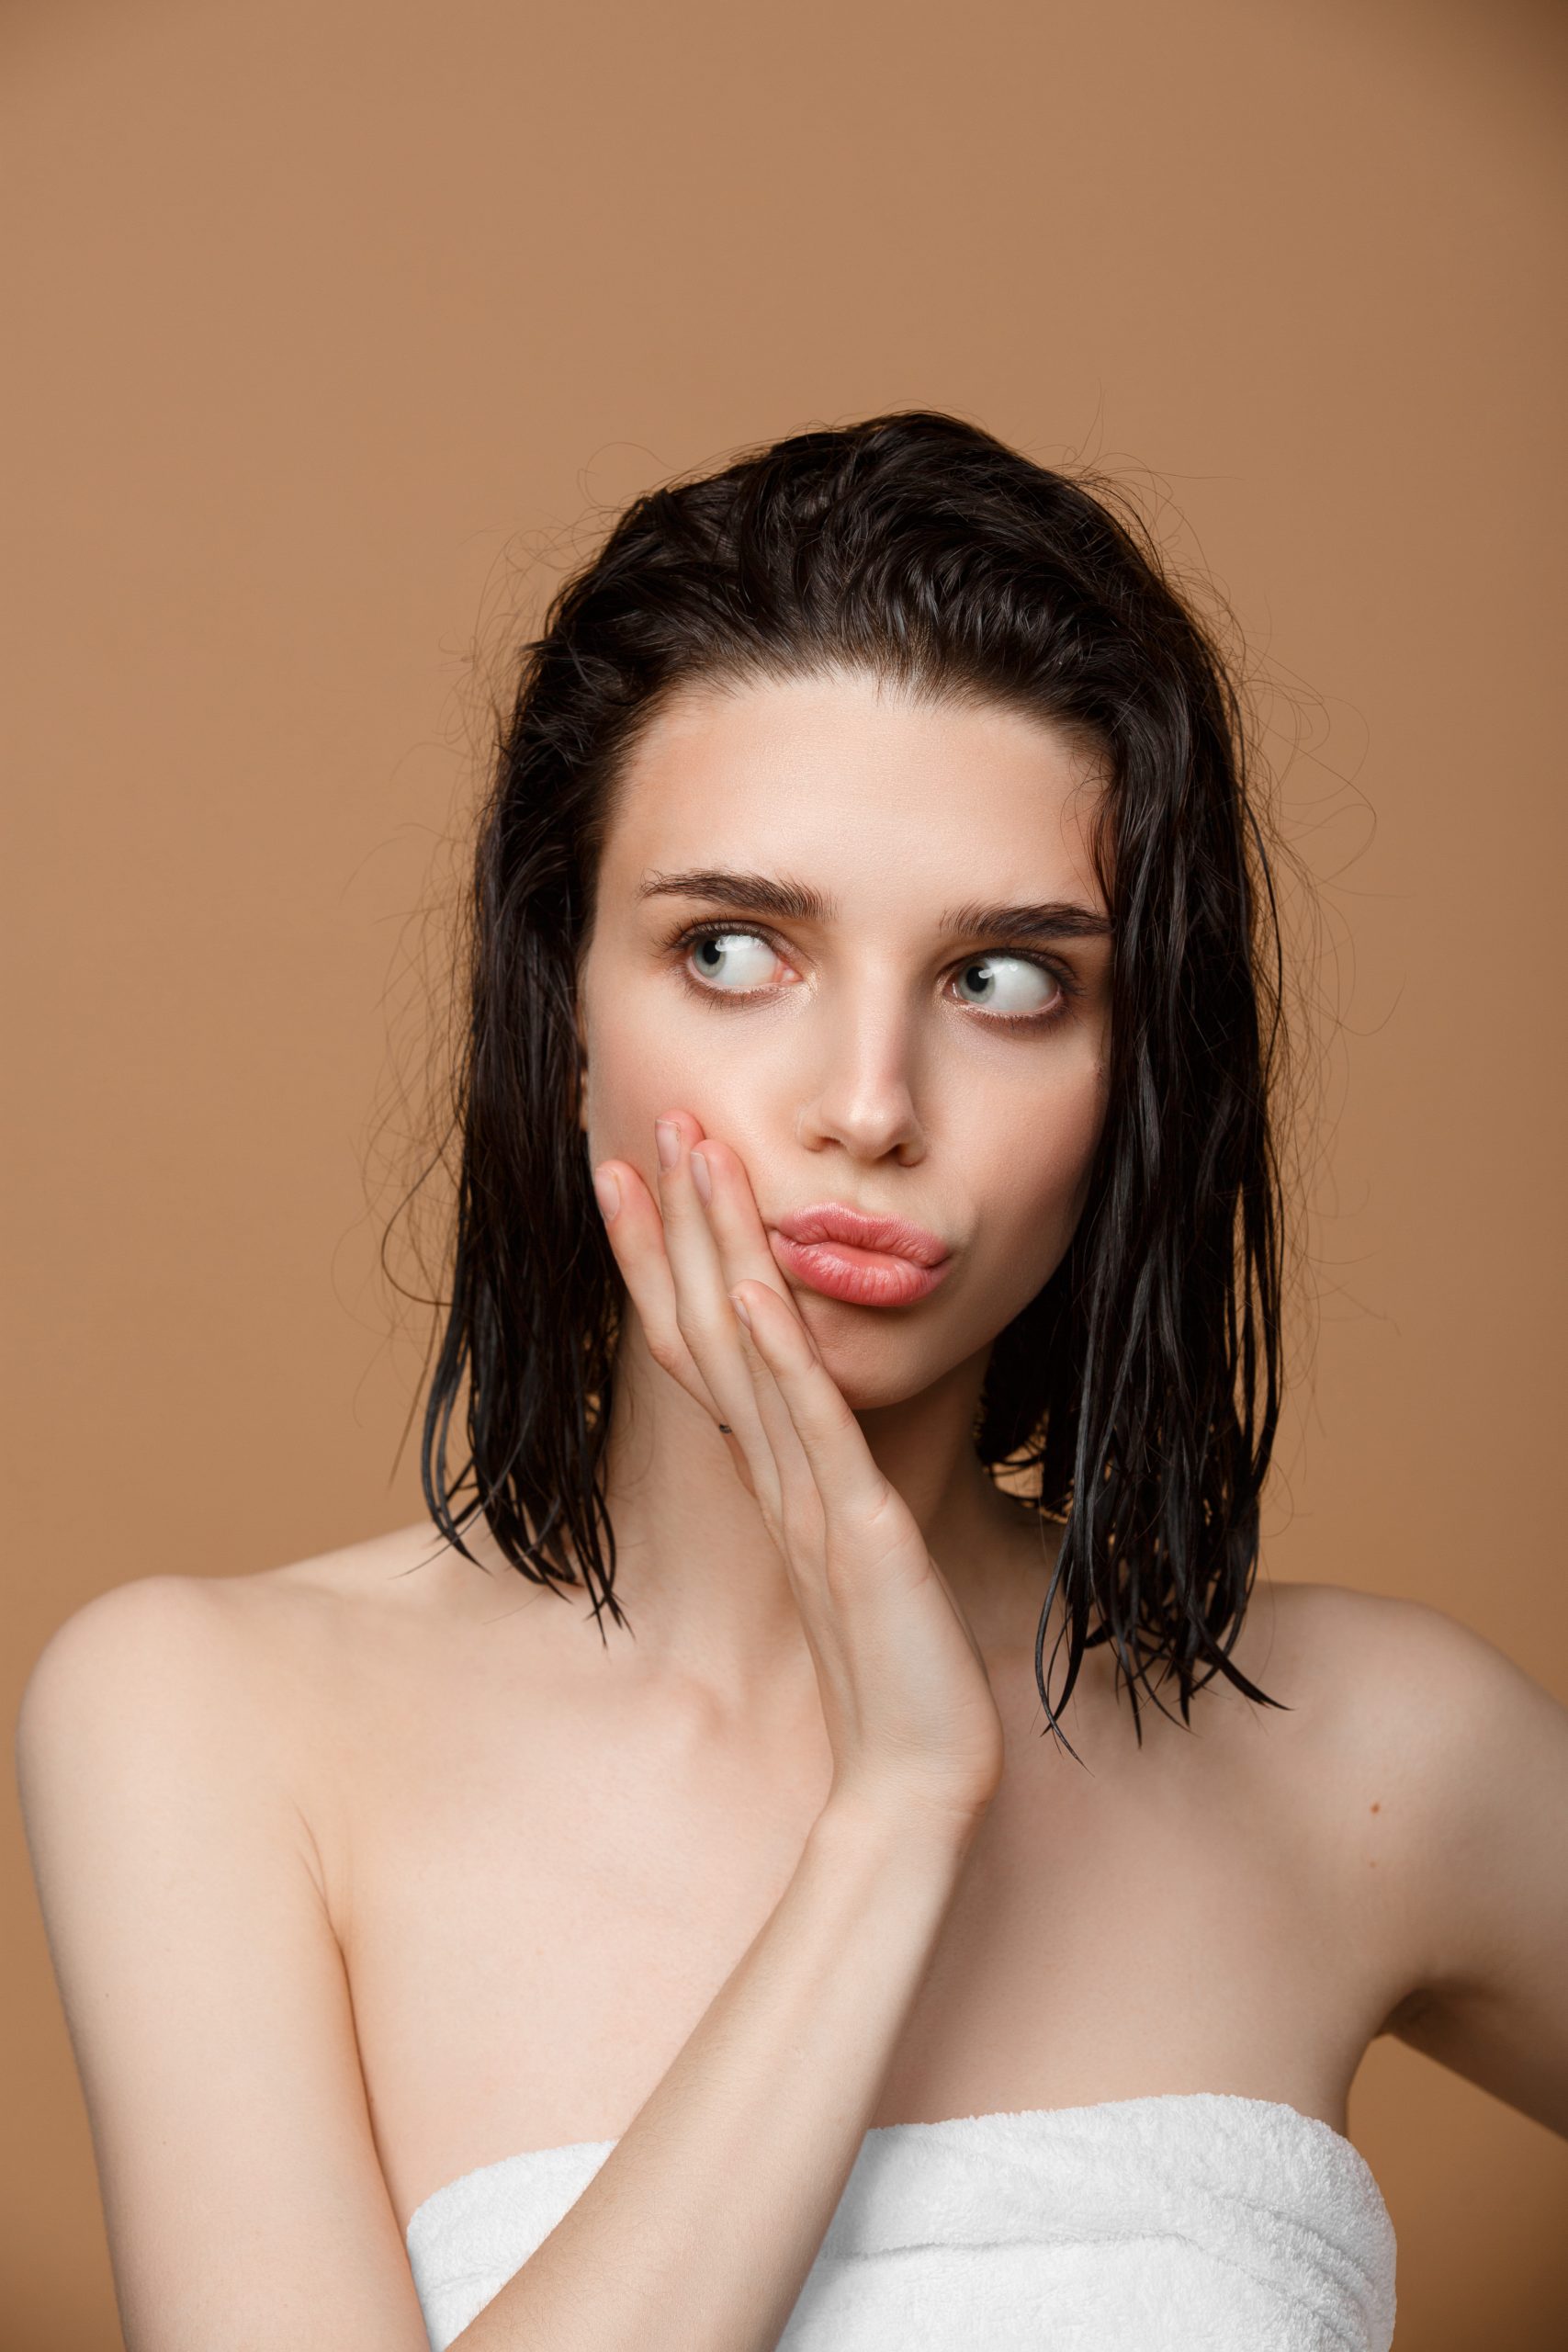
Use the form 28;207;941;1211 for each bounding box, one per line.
598;669;1107;911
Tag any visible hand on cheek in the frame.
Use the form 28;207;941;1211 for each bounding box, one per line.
591;1111;804;1510
592;1109;1005;1825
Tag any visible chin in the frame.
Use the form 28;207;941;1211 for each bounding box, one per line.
798;1308;966;1415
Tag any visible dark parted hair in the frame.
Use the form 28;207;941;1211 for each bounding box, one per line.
420;410;1290;1755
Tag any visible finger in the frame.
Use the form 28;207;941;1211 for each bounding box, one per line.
688;1135;820;1506
595;1154;769;1503
728;1306;830;1567
676;1117;837;1526
728;1280;896;1528
608;1116;785;1521
592;1156;718;1417
687;1136;789;1304
653;1113;783;1471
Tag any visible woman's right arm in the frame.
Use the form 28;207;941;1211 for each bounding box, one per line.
18;1575;982;2352
18;1107;1006;2349
464;1795;977;2351
457;1110;1006;2352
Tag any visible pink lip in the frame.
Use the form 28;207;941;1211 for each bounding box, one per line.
768;1202;953;1309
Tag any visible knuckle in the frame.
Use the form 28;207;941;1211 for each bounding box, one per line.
670;1296;704;1344
801;1384;856;1441
860;1477;901;1531
779;1486;826;1557
674;1305;722;1356
753;1497;787;1551
821;1550;865;1612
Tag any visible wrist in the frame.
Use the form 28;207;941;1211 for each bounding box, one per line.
811;1782;986;1878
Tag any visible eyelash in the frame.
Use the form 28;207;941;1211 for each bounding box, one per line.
664;920;1080;1030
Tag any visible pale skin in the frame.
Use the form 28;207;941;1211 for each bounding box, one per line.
17;669;1568;2351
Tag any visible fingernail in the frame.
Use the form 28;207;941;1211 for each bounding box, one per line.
729;1288;752;1330
690;1148;712;1204
592;1165;620;1222
655;1117;680;1170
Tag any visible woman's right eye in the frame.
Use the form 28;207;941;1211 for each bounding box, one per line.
683;930;784;993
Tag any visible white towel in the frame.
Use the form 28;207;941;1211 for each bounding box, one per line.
405;2090;1396;2350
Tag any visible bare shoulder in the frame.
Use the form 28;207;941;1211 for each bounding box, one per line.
16;1540;446;2346
17;1521;486;1865
17;1574;310;2016
1238;1574;1562;1754
1240;1577;1568;2136
1230;1571;1466;1681
22;1519;449;1720
1228;1575;1563;1849
18;1567;272;1799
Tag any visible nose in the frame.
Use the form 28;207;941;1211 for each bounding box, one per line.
795;979;927;1165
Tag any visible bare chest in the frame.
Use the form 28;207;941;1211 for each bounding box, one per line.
312;1627;1393;2236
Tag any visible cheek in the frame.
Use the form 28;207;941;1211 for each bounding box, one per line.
818;1071;1109;1416
580;968;729;1180
581;1005;668;1160
981;1062;1109;1282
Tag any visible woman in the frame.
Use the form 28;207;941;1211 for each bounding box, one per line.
19;413;1568;2351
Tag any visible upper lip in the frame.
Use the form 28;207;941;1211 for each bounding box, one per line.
771;1202;952;1267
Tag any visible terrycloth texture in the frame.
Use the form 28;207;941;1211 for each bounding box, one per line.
405;2091;1396;2350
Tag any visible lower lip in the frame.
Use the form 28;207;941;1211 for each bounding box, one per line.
769;1233;953;1308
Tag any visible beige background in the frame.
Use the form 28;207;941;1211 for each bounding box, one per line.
5;1;1566;2343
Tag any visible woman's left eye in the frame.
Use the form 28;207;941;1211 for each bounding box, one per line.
951;954;1063;1019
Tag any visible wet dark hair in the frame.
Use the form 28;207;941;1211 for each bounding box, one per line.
419;410;1289;1754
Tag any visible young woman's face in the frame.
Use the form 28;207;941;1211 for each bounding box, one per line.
577;668;1114;1409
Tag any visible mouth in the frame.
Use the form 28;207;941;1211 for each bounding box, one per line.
768;1202;953;1310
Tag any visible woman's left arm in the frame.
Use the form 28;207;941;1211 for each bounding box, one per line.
1374;1599;1568;2138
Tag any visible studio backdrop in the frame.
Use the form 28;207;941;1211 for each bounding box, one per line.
4;1;1565;2345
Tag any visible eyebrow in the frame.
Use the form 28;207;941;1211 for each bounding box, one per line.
636;867;1112;943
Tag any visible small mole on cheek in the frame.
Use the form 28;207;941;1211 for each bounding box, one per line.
1370;1802;1381;1814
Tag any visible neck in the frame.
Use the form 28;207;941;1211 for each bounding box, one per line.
583;1314;1055;1717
